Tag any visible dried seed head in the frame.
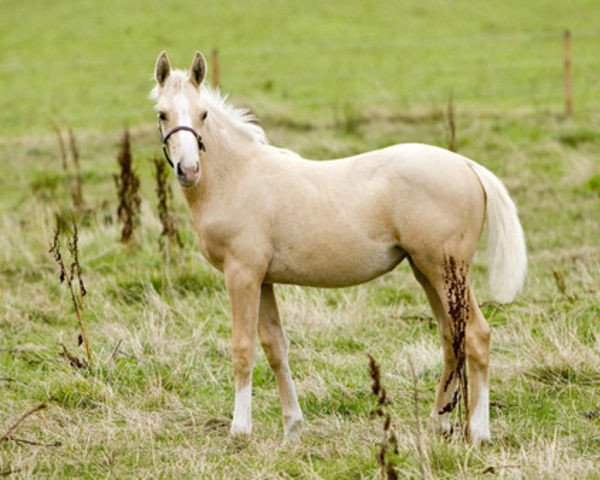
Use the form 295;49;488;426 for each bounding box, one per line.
115;129;141;245
154;156;182;251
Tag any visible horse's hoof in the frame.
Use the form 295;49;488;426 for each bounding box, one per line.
470;428;491;446
230;422;252;437
429;414;452;437
284;417;304;442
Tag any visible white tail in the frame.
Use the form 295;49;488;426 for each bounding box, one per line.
468;161;527;303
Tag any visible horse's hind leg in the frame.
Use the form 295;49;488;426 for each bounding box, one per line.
410;256;491;445
409;260;459;435
257;284;304;440
466;288;491;444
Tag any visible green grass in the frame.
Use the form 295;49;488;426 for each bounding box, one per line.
1;109;598;479
1;1;600;478
1;0;600;134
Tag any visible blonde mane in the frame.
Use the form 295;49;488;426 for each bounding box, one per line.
151;70;267;146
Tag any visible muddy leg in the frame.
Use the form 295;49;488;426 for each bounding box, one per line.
410;262;459;435
414;255;491;445
258;284;304;440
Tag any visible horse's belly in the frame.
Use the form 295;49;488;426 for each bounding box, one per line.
265;241;406;287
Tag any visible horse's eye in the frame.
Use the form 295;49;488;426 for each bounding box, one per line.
201;111;208;121
158;111;167;121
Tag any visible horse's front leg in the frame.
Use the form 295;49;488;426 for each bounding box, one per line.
224;261;262;437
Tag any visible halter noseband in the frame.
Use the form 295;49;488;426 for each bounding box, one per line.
158;124;206;168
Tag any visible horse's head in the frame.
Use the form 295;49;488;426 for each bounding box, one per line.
152;51;208;188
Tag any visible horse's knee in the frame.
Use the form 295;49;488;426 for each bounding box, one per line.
232;340;255;377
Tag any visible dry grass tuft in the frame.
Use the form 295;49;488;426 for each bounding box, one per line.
49;216;92;367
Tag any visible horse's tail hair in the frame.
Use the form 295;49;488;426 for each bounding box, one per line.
468;160;527;303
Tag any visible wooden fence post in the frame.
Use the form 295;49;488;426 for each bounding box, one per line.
563;30;573;117
211;48;220;90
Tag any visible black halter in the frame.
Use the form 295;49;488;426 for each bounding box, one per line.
158;124;206;168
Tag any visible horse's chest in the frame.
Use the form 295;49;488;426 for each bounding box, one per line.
194;219;229;271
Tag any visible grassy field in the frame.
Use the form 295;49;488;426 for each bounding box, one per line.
1;0;600;134
1;1;600;479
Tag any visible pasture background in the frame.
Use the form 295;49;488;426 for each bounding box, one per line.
1;0;599;478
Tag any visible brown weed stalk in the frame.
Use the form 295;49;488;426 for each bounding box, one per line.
552;268;576;300
441;255;470;440
67;128;84;209
367;353;398;480
154;156;182;251
0;402;60;448
114;129;141;246
0;403;47;443
52;124;68;171
49;217;92;367
0;468;23;477
52;125;84;209
445;96;456;152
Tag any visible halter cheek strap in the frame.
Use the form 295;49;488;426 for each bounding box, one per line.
158;124;206;168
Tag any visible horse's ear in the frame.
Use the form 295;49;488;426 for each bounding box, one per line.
189;51;206;88
155;51;171;86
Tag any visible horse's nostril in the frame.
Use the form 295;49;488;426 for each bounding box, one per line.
177;162;200;177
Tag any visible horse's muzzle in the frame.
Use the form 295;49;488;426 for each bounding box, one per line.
176;162;200;187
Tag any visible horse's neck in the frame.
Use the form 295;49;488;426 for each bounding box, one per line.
182;133;262;209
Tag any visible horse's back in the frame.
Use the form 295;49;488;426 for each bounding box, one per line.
260;143;485;286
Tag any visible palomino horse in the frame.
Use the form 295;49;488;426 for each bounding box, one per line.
150;51;527;445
